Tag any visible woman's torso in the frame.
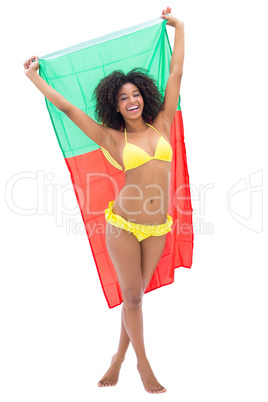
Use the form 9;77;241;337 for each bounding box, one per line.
108;117;172;225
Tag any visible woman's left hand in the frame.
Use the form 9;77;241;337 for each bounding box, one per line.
160;6;184;29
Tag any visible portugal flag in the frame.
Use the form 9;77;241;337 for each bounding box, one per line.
39;17;194;309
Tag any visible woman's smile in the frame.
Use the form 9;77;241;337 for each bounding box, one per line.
127;105;140;113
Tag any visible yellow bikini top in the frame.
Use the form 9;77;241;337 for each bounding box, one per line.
100;123;172;172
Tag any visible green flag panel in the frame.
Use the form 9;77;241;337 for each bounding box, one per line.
39;18;180;159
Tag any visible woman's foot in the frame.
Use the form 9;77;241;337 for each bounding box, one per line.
97;353;125;387
137;359;167;394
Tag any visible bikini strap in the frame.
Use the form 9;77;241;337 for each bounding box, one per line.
146;123;162;136
124;127;127;143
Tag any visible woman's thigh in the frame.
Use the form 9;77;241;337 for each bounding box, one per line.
106;222;143;300
140;234;167;291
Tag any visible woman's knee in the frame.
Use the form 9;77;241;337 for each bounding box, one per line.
123;288;143;307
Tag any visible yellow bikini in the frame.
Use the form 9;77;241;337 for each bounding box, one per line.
104;123;173;242
123;123;172;172
101;123;172;172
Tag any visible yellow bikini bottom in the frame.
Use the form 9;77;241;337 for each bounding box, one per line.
104;200;173;242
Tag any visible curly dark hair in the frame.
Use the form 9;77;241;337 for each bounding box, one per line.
93;67;164;131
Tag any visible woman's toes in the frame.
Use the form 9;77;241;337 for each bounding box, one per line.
150;387;166;393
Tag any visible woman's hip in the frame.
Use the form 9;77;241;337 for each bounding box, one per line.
104;200;173;242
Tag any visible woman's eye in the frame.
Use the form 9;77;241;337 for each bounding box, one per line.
120;94;139;101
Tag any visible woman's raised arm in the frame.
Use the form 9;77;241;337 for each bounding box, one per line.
23;56;114;149
158;7;185;130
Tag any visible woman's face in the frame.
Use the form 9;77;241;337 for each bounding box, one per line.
116;83;144;121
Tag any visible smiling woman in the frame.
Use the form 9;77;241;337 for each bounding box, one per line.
24;7;193;394
93;68;164;130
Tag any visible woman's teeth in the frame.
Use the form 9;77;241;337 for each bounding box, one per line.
128;106;139;112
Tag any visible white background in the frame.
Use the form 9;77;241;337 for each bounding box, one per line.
1;0;268;401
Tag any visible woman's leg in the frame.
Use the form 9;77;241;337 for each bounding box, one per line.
115;233;167;361
136;234;168;393
98;221;144;387
106;223;147;361
116;307;131;359
98;222;167;393
115;234;168;394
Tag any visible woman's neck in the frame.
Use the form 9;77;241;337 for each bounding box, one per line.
124;118;148;133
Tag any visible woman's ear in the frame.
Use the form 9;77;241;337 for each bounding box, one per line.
116;98;121;113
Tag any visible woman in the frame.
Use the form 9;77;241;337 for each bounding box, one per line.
23;6;184;394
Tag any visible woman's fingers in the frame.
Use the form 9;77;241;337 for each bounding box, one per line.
23;57;31;67
24;58;30;68
161;6;172;17
23;55;39;71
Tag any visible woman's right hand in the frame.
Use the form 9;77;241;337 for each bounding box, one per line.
160;6;184;29
23;55;39;76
